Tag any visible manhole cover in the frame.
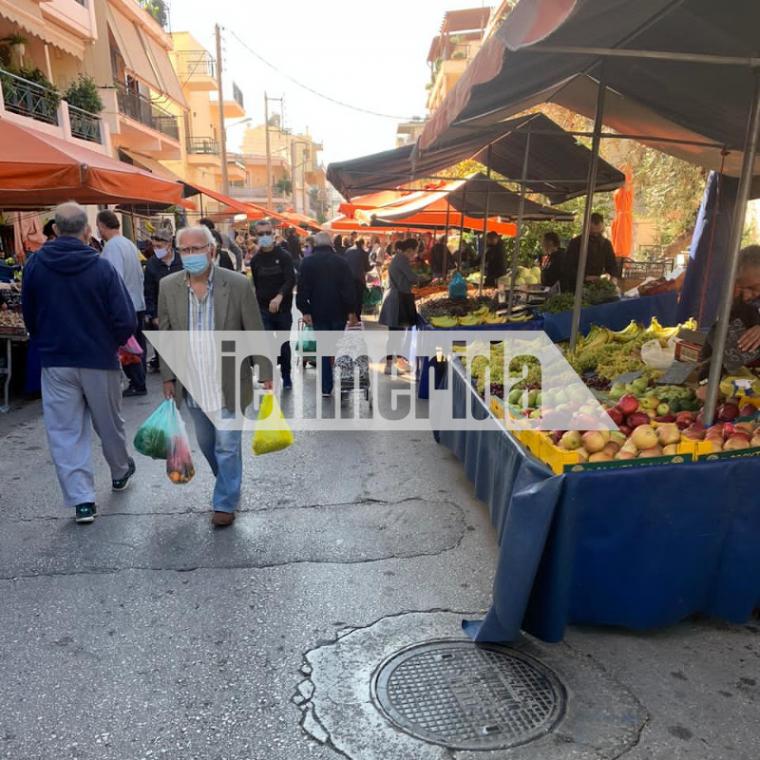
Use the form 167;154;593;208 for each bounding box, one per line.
372;639;566;751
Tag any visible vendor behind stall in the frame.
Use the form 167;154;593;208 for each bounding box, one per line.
701;245;760;377
540;231;565;288
480;231;508;286
561;212;618;291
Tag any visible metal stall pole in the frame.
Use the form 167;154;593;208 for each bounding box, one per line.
478;145;494;297
570;74;607;351
457;186;467;269
506;128;532;318
442;200;451;278
703;73;760;425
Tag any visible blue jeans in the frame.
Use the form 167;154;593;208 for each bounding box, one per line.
260;310;292;381
313;320;346;394
186;405;242;513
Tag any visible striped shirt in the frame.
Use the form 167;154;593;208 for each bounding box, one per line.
186;268;222;412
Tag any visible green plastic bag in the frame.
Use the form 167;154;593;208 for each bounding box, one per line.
296;324;317;353
252;394;294;455
133;399;174;459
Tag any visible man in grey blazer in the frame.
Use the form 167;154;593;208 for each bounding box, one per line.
158;225;272;527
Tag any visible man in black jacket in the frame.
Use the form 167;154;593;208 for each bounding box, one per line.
251;218;296;389
297;232;358;396
144;227;183;372
562;212;618;292
540;231;565;288
344;237;372;319
481;231;508;287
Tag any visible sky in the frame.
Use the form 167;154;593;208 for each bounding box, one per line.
168;0;491;165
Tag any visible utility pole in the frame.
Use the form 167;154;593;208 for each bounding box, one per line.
215;24;229;195
264;93;284;212
264;92;273;211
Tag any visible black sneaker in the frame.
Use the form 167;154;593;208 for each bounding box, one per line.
123;387;148;398
112;458;136;492
75;503;97;524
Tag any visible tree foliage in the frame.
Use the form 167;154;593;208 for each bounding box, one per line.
140;0;168;28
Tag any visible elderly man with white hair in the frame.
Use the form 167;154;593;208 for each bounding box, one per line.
22;201;138;524
158;224;272;528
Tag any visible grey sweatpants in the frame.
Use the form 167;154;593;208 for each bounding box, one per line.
41;367;130;508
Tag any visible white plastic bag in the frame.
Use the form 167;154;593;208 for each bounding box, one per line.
641;338;676;370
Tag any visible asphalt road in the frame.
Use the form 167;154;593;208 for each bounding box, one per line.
0;370;757;760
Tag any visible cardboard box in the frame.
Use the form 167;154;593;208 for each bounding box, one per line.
674;328;706;363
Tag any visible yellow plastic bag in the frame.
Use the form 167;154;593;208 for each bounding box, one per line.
252;393;294;455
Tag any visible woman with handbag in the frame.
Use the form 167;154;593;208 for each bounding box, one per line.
379;239;423;375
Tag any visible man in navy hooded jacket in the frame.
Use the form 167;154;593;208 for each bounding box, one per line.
22;202;138;524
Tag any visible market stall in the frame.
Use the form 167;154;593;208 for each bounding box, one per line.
415;0;760;643
438;361;760;644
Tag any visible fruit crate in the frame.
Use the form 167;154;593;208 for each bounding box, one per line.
539;436;582;474
697;446;760;463
563;453;691;473
676;438;715;460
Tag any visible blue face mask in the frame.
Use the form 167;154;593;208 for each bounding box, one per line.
182;253;209;275
258;234;274;248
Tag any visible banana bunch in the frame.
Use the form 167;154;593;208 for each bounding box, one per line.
610;320;642;343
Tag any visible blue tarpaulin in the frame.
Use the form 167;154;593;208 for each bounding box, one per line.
541;292;679;343
438;364;760;643
676;172;739;328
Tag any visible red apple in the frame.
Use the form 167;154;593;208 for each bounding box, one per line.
617;395;640;415
717;402;740;422
682;424;706;441
627;412;651;429
654;414;677;424
618;424;632;437
739;404;757;418
606;407;624;426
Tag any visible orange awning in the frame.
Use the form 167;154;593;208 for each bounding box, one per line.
0;118;184;207
324;214;430;234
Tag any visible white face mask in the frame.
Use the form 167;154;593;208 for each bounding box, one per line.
154;245;171;258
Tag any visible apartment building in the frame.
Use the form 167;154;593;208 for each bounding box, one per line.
238;120;327;216
0;0;111;153
160;30;246;204
425;7;491;114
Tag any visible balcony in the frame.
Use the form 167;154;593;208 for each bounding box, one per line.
0;68;108;151
187;136;219;154
114;82;179;141
173;50;217;91
68;105;102;143
0;69;59;126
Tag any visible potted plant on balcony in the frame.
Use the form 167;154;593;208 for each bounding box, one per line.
275;177;293;196
0;65;60;123
2;34;27;68
63;75;104;114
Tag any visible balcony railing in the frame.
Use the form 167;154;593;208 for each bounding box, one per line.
0;69;59;125
68;104;102;143
114;82;179;141
187;136;219;155
228;185;288;199
174;50;216;80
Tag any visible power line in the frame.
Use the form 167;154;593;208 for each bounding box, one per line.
227;29;421;121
